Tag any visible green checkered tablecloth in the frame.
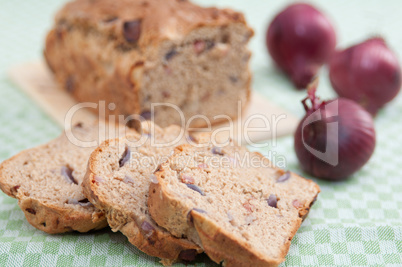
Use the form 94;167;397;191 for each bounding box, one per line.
1;0;402;266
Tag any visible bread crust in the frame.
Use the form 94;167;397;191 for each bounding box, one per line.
82;137;201;265
53;0;248;48
18;195;106;234
148;145;320;266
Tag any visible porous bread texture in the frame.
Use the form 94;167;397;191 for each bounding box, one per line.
148;145;320;266
0;122;131;234
82;123;203;265
44;0;253;127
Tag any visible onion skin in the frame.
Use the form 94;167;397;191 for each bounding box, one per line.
329;37;402;116
266;3;336;89
294;95;376;181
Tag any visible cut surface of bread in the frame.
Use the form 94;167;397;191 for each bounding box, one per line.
82;122;203;265
0;122;131;234
148;144;320;266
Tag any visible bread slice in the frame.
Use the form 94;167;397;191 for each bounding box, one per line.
82;122;202;265
148;144;320;266
0;122;131;234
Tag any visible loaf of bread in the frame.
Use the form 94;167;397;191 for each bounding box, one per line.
82;122;203;265
0;122;130;234
44;0;253;128
148;144;320;266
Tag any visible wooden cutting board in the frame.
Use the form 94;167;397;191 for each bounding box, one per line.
8;61;299;144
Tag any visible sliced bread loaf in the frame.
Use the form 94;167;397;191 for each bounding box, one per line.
0;122;130;234
82;122;202;265
148;144;320;266
44;0;253;128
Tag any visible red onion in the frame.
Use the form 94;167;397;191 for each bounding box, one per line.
266;3;336;89
329;37;401;115
294;86;376;180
